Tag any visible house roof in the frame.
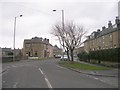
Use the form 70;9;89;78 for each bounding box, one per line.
84;17;120;42
24;37;53;47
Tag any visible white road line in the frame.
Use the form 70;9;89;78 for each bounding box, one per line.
45;78;52;88
38;68;44;75
86;75;99;80
100;79;106;82
94;77;99;80
38;68;53;89
86;75;93;78
86;75;107;84
56;65;66;69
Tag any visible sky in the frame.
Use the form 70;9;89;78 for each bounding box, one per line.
0;0;119;49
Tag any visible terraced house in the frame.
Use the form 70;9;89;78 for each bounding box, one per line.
84;17;120;52
23;37;53;59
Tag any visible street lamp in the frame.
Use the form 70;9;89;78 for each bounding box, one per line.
13;15;23;62
53;9;65;59
53;10;64;30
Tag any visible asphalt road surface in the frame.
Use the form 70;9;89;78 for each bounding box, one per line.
2;59;118;88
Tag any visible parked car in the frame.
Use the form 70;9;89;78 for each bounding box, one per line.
55;55;61;58
60;55;68;61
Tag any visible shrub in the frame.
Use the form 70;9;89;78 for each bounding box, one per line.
77;48;120;63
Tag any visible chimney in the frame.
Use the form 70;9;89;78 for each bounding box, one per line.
47;39;49;42
102;26;106;30
97;29;100;32
115;16;119;24
87;36;90;40
40;37;43;41
115;16;120;29
44;38;47;41
108;21;112;28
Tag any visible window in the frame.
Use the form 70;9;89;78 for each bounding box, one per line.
25;44;30;48
114;44;116;48
99;38;101;43
102;36;105;40
109;34;112;41
28;52;30;56
35;51;38;57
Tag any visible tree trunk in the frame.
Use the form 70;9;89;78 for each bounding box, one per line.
98;59;101;64
66;48;70;61
70;49;74;62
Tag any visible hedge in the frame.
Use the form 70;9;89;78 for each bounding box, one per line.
77;48;120;63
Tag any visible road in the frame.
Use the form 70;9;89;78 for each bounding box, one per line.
2;59;118;88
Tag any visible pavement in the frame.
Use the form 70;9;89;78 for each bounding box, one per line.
69;59;119;77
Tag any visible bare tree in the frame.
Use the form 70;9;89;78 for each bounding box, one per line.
52;23;70;60
52;22;86;61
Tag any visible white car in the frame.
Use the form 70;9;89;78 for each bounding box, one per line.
55;55;61;58
60;55;68;61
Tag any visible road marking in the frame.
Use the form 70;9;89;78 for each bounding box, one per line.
94;77;99;80
45;78;52;88
56;65;66;69
38;68;44;75
38;68;53;89
86;75;93;78
86;75;99;80
100;79;106;83
13;82;18;88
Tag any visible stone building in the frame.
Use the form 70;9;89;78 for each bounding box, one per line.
23;37;53;59
74;46;84;55
84;17;120;52
53;45;63;57
2;48;13;57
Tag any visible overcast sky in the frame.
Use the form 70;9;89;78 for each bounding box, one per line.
0;0;119;49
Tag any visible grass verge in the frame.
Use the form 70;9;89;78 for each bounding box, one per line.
58;61;111;70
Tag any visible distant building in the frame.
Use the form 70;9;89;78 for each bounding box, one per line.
23;37;53;59
2;48;13;57
74;46;84;55
1;47;21;57
53;45;63;57
84;17;120;52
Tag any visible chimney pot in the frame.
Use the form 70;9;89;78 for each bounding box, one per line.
115;16;120;24
47;39;49;42
108;21;112;28
102;26;106;30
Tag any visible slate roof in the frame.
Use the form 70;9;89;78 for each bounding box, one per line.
84;23;120;42
24;37;53;46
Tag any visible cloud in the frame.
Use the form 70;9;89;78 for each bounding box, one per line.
0;0;119;3
0;1;118;48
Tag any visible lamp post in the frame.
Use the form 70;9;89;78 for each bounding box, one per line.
53;9;65;59
53;10;64;30
13;15;22;62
